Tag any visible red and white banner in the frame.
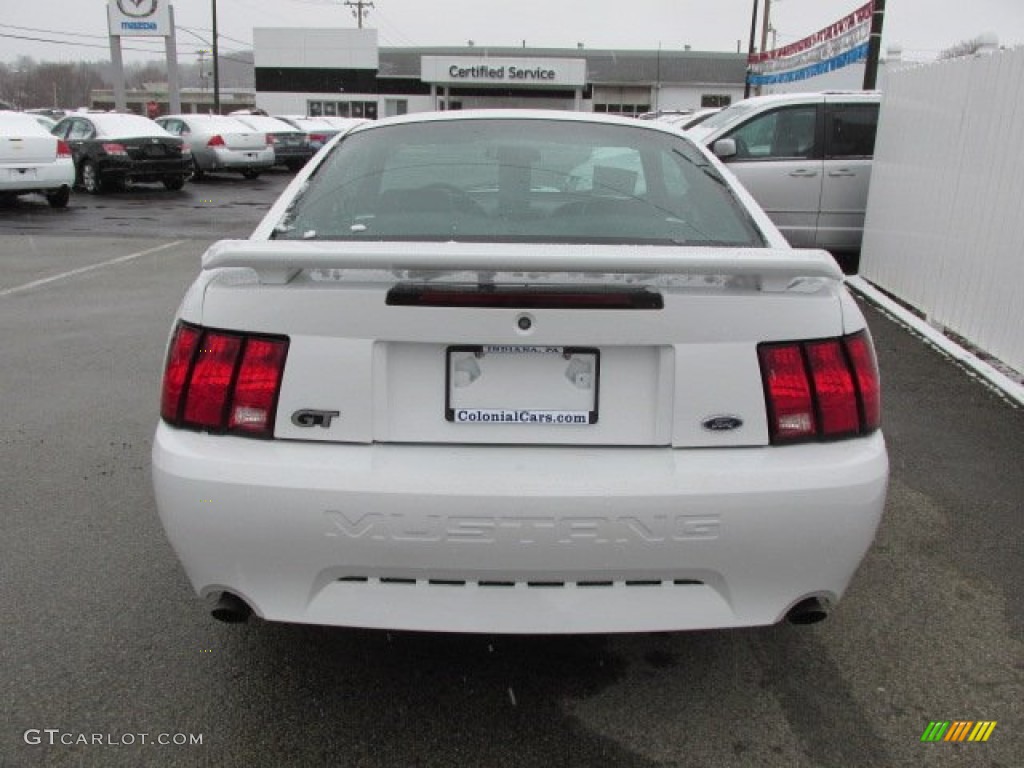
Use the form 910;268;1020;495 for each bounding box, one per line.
748;2;874;65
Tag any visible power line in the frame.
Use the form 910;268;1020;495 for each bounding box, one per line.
0;22;252;57
372;8;419;47
0;32;252;66
177;25;252;49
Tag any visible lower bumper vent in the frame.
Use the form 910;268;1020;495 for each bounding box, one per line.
338;576;703;588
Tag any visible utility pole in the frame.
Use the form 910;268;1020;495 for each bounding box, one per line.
744;0;760;99
344;0;375;29
211;0;221;114
197;49;209;93
756;0;772;96
759;0;772;55
862;0;886;90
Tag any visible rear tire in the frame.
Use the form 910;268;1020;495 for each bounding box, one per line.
46;186;71;208
80;162;104;194
163;176;185;191
191;158;205;181
241;169;260;180
285;159;306;172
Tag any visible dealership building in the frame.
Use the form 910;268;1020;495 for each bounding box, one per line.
253;29;747;119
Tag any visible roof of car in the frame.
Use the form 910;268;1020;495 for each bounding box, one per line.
164;114;256;127
231;114;302;132
76;112;172;138
734;91;881;107
354;108;693;137
0;111;53;136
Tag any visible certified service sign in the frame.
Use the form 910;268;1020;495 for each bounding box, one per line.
107;0;171;37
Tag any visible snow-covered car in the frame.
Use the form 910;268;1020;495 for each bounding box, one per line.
50;112;191;193
156;114;274;180
273;115;345;152
0;111;75;207
229;113;313;171
153;110;888;634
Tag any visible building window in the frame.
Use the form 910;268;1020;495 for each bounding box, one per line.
385;99;408;117
591;103;650;117
307;100;379;119
701;94;732;108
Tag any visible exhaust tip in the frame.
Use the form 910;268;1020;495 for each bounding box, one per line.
210;592;253;624
786;597;829;625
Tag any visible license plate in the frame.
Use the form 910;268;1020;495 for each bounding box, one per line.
245;152;257;159
7;168;36;179
445;345;599;424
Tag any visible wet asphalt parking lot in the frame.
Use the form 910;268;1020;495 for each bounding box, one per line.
1;175;1021;767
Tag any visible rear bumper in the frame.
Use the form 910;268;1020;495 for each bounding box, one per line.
152;425;888;633
200;147;275;171
100;157;191;181
0;160;75;193
270;145;314;165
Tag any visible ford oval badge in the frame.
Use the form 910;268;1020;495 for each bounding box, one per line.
702;415;744;432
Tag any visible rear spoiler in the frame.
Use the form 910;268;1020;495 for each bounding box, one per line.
202;240;844;287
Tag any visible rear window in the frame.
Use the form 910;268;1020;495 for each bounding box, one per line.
273;119;765;247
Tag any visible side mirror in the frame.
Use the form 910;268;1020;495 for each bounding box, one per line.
712;138;738;160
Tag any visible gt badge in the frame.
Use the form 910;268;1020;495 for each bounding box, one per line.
292;409;340;428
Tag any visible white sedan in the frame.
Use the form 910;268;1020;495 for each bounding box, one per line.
0;111;75;207
153;110;888;634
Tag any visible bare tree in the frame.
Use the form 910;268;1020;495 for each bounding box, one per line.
939;36;997;60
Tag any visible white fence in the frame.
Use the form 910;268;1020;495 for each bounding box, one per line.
860;47;1024;374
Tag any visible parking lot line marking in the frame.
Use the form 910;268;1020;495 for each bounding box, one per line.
0;240;187;297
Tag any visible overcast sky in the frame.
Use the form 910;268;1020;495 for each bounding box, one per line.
1;0;1022;65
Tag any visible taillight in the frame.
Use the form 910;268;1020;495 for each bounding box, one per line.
101;142;127;156
207;134;226;147
759;330;881;444
229;339;290;433
160;323;289;439
265;134;276;145
183;333;243;428
806;340;859;437
56;139;71;158
759;344;816;441
160;324;200;423
309;133;328;144
845;331;881;431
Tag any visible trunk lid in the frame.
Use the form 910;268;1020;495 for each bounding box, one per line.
0;129;57;165
194;240;847;448
219;131;269;151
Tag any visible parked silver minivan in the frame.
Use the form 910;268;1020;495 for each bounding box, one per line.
688;92;880;262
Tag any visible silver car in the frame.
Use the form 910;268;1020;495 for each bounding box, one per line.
228;114;314;171
688;92;880;262
274;115;343;152
156;115;274;180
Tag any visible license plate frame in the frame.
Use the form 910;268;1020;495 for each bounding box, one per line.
445;345;600;425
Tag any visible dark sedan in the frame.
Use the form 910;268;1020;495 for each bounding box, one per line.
50;113;191;193
230;113;314;171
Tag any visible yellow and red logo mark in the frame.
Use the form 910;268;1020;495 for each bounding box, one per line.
921;721;996;742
